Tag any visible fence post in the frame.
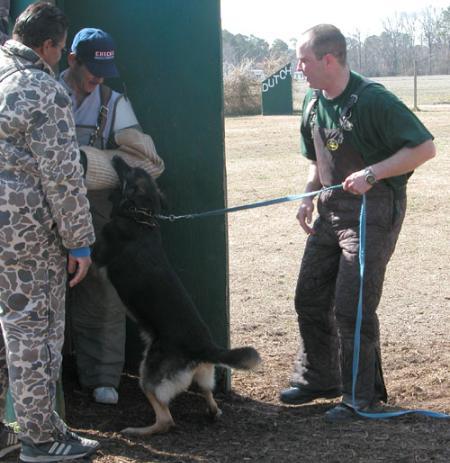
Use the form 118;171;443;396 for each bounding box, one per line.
413;59;419;112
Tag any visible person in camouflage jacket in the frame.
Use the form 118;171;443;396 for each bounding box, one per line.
0;2;97;458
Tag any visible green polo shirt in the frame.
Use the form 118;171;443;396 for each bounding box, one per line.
300;71;433;190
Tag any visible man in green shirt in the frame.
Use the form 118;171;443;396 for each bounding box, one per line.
280;24;436;421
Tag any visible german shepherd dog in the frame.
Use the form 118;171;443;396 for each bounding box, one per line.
93;157;261;436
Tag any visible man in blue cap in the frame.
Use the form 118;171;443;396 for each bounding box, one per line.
69;27;119;80
60;28;165;405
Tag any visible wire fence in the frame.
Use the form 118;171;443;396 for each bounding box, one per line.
292;74;450;112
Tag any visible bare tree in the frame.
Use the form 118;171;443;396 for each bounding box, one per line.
362;35;384;76
419;7;441;74
349;29;363;72
382;14;406;75
437;6;450;73
397;12;418;74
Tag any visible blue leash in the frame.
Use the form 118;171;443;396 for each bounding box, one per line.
352;195;449;419
157;184;343;221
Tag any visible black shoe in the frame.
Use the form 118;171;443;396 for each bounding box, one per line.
279;386;341;405
324;403;358;422
324;401;390;423
0;423;20;458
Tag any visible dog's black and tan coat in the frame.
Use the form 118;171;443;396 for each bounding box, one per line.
93;157;261;435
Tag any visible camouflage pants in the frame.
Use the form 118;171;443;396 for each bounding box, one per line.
291;187;406;406
0;174;68;443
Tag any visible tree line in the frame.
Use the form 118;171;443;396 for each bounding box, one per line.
222;30;296;76
223;5;450;77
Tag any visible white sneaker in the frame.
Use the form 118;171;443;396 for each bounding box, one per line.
93;387;119;405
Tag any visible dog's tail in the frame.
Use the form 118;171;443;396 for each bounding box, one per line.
205;346;261;370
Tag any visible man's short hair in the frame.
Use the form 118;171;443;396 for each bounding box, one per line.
303;24;347;66
13;1;68;49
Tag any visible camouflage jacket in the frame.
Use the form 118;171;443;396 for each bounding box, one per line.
0;40;95;250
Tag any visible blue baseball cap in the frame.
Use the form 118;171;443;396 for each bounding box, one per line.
71;28;119;78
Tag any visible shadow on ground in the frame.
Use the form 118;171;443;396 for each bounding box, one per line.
59;368;450;463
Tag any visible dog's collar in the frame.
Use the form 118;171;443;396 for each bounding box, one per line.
122;206;159;229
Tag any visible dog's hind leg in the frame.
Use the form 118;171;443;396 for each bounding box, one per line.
193;363;222;419
121;390;175;436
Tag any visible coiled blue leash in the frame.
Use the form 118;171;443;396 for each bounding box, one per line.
352;194;449;419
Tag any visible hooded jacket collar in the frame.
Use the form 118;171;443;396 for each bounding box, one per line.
2;39;55;76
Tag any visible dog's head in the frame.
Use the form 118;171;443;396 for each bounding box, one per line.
110;156;164;216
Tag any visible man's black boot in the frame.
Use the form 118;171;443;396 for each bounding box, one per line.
280;386;341;405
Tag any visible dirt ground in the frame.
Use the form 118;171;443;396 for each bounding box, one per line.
6;109;449;462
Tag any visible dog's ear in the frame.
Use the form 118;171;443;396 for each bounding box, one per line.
112;156;132;185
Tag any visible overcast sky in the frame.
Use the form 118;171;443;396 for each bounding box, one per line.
221;0;450;45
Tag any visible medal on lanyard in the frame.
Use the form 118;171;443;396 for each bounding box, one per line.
326;130;344;151
326;139;339;151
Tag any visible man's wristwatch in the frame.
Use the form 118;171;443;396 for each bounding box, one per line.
363;167;377;186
